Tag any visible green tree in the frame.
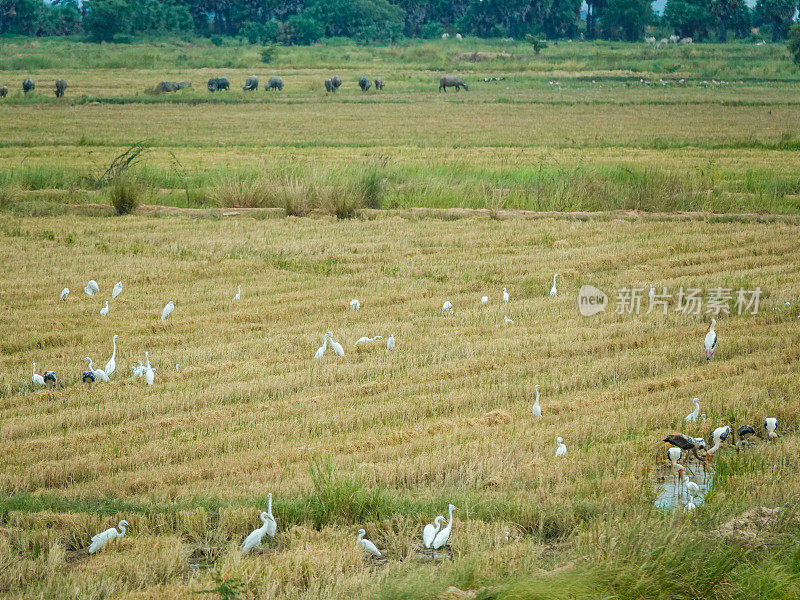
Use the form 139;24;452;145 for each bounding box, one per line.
601;0;652;41
664;0;713;39
789;24;800;67
586;0;607;38
755;0;798;41
84;0;133;41
0;0;47;35
708;0;748;40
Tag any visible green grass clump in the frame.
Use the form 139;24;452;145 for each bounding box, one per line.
108;176;143;215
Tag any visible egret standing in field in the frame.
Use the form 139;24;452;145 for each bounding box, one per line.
265;492;277;538
60;287;69;301
350;298;360;311
233;285;241;301
242;510;275;554
84;357;109;382
161;301;174;321
357;529;382;557
327;332;344;356
423;516;445;549
684;398;701;422
704;319;717;360
104;334;119;377
100;301;109;316
314;333;330;359
432;504;457;550
502;287;509;303
84;280;99;296
387;334;395;351
31;363;45;387
764;417;778;439
550;274;558;297
532;384;542;418
112;281;123;299
131;361;144;378
481;295;489;305
88;520;128;554
555;436;567;456
442;300;453;315
144;352;154;386
354;335;382;347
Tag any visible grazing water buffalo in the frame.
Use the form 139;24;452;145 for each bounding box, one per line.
324;78;333;93
207;77;230;92
439;75;468;92
0;86;7;98
22;78;35;93
374;78;384;90
55;79;67;97
156;81;191;93
331;75;342;90
358;76;371;92
267;76;283;91
242;75;259;91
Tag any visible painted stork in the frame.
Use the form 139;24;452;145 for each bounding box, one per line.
735;425;755;450
663;434;704;462
764;418;778;439
707;426;731;455
43;370;57;388
704;319;717;360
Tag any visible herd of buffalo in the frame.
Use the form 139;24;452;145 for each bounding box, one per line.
0;75;474;98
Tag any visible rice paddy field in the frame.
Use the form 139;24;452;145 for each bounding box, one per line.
1;38;800;600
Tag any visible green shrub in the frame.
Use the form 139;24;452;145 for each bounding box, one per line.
108;176;142;215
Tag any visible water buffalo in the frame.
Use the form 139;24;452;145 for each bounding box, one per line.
0;86;7;98
267;76;283;91
55;79;67;98
331;75;342;90
242;76;258;91
156;81;191;93
324;78;333;93
207;77;230;92
374;78;384;90
439;75;468;92
22;78;35;93
358;76;371;92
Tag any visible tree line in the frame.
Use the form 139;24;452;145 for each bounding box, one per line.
1;0;798;43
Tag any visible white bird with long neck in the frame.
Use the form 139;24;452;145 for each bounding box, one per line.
327;332;344;356
432;504;456;550
502;287;509;303
84;280;99;296
764;417;778;439
31;363;45;387
131;361;144;378
684;478;700;500
233;285;241;301
555;436;567;456
357;529;382;557
550;274;558;297
104;334;119;376
60;287;69;301
350;298;360;311
532;384;542;418
161;301;174;321
112;281;123;299
144;352;154;386
707;426;731;455
354;335;382;346
314;333;330;359
387;334;395;351
442;300;453;315
684;398;700;422
99;301;109;316
704;319;717;360
88;520;128;553
265;492;277;537
423;516;445;549
241;511;272;554
85;357;109;382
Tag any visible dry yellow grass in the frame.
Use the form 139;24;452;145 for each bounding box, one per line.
1;211;799;599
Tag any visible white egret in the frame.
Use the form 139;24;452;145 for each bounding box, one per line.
327;332;344;356
684;478;700;498
707;426;731;455
502;287;509;303
314;333;330;359
357;529;382;557
481;296;488;305
423;516;445;549
442;300;453;315
99;301;109;316
31;363;45;387
704;319;717;360
175;364;180;372
84;357;109;382
60;287;69;301
555;436;567;456
354;335;382;346
84;280;99;296
112;281;123;299
131;361;144;378
432;504;457;550
684;398;700;422
764;417;778;439
233;285;241;301
104;334;119;376
241;511;273;554
88;520;128;553
504;316;513;324
550;274;558;297
350;299;360;311
387;334;395;351
43;370;57;388
532;384;542;418
161;301;174;321
144;352;154;386
265;492;277;537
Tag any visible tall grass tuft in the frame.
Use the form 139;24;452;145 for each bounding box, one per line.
108;176;143;215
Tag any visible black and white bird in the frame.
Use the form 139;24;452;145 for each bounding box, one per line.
704;319;717;360
735;424;756;450
84;280;99;296
667;447;685;482
764;418;778;439
60;287;69;301
82;370;96;387
707;426;731;455
663;434;704;462
43;370;57;388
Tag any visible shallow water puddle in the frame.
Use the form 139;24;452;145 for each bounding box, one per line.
654;462;714;510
